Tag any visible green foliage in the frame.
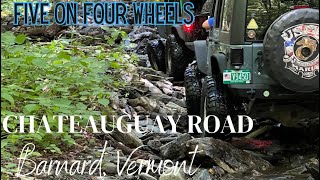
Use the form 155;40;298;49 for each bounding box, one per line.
246;0;319;40
1;29;133;173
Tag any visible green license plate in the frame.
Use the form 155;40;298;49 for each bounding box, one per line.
223;70;251;84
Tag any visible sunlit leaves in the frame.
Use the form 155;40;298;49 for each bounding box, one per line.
23;104;40;114
1;31;15;46
15;34;26;44
1;93;14;105
98;99;110;107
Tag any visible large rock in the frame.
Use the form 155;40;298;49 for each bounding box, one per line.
136;54;151;67
156;80;174;95
306;158;319;179
128;97;159;112
159;168;186;180
166;102;187;114
121;64;138;83
186;138;272;174
111;129;143;148
145;74;165;81
156;80;173;88
139;173;157;180
159;134;192;161
152;93;186;108
101;162;118;175
162;88;173;95
137;67;166;77
140;78;163;94
152;94;173;104
192;169;215;180
147;139;162;152
134;106;147;114
131;32;155;42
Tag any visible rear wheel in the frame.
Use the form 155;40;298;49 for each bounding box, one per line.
200;76;229;137
205;76;228;116
147;39;166;72
185;65;202;115
166;34;194;81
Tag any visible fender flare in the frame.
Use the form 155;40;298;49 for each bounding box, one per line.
194;39;228;75
157;25;186;41
172;25;186;41
210;53;227;76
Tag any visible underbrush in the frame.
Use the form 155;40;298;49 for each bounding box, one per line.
1;30;137;175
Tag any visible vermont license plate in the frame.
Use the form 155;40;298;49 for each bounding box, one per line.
223;70;251;84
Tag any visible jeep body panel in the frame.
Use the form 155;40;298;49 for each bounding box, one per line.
194;40;208;74
213;41;316;99
251;43;275;85
157;25;183;39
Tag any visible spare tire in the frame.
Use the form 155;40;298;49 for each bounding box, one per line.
264;8;319;93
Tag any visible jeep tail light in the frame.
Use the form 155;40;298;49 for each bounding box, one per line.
292;5;310;9
183;23;194;33
230;48;244;66
183;16;209;40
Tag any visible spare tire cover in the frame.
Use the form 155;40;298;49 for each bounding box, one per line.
263;8;319;93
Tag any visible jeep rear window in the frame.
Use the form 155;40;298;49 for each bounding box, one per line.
246;0;319;41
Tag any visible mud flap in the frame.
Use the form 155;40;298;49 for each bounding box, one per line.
194;40;208;74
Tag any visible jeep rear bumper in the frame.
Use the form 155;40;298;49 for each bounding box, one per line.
228;84;319;100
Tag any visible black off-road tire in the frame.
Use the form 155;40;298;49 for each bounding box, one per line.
185;65;202;115
199;76;230;137
147;39;166;72
166;34;194;81
205;76;228;116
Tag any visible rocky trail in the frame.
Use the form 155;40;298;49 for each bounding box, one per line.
9;24;318;180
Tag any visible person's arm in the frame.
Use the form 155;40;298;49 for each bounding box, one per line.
202;17;215;30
